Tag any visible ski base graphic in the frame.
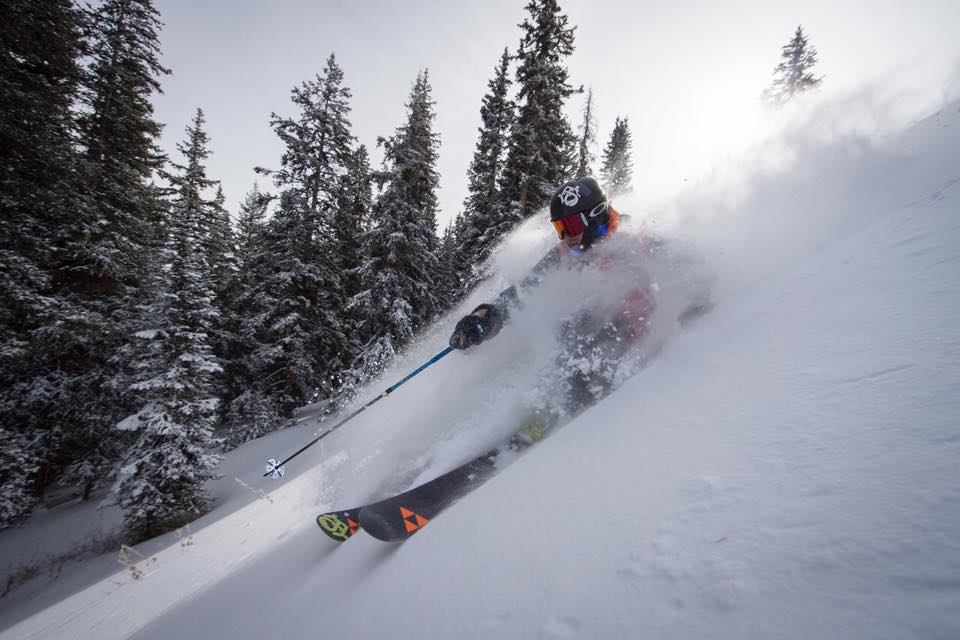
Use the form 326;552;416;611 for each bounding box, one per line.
316;508;362;542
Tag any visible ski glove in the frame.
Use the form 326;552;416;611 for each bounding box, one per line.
449;304;507;350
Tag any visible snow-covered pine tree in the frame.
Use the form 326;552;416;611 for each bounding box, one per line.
72;0;170;293
0;427;36;528
436;214;472;307
32;0;172;503
499;0;578;223
0;0;86;522
435;220;456;305
348;71;441;382
206;185;237;299
333;144;373;393
336;146;374;286
223;186;281;448
575;87;598;178
260;54;356;220
157;110;235;416
334;145;373;312
600;117;634;196
113;112;223;539
253;53;357;410
0;252;61;508
246;190;327;414
457;47;515;295
762;25;823;106
235;185;271;272
0;0;84;269
382;71;441;248
204;183;239;422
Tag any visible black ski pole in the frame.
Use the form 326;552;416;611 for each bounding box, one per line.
264;346;454;478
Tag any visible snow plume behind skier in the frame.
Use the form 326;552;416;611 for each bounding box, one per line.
331;178;711;501
448;177;712;444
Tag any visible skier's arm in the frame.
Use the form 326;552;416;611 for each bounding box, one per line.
448;246;562;350
490;245;562;308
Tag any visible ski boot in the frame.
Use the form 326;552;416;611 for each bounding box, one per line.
508;411;557;450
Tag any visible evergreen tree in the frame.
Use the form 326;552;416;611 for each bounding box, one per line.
575;87;598;178
254;54;358;410
206;185;237;296
246;191;325;414
334;145;373;380
0;0;86;522
205;183;238;423
166;109;235;400
223;186;281;448
348;71;441;381
0;427;36;528
335;145;373;303
378;71;441;246
499;0;578;223
458;48;515;294
455;212;477;304
0;0;84;268
38;0;170;502
600;117;634;196
71;0;169;292
162;110;226;270
259;54;356;218
763;25;823;106
436;214;471;307
113;113;222;539
235;185;271;273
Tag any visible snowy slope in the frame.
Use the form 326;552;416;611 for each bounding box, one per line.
2;96;959;640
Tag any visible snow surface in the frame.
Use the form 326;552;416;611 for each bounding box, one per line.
2;92;959;639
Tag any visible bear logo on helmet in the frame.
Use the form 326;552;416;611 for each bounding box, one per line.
559;185;581;207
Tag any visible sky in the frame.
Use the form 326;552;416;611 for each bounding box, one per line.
151;0;960;228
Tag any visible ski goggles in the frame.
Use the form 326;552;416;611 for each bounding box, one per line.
551;201;607;239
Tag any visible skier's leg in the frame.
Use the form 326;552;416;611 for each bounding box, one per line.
560;318;634;415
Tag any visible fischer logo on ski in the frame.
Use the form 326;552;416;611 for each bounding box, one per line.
400;506;430;534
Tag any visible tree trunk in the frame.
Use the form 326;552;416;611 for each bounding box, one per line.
34;463;48;500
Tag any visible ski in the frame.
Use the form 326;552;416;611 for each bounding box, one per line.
314;416;550;543
336;297;713;543
358;447;504;542
316;507;363;542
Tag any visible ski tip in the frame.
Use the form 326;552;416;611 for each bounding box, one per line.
317;510;362;542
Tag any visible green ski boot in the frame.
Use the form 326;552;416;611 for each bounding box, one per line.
510;412;557;450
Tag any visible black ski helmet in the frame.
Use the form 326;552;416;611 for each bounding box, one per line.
549;176;610;248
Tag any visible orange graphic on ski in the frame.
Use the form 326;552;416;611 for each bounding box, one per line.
399;506;430;534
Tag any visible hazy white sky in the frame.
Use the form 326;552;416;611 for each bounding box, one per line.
151;0;960;227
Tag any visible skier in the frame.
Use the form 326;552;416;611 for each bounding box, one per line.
317;182;710;542
449;176;708;439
